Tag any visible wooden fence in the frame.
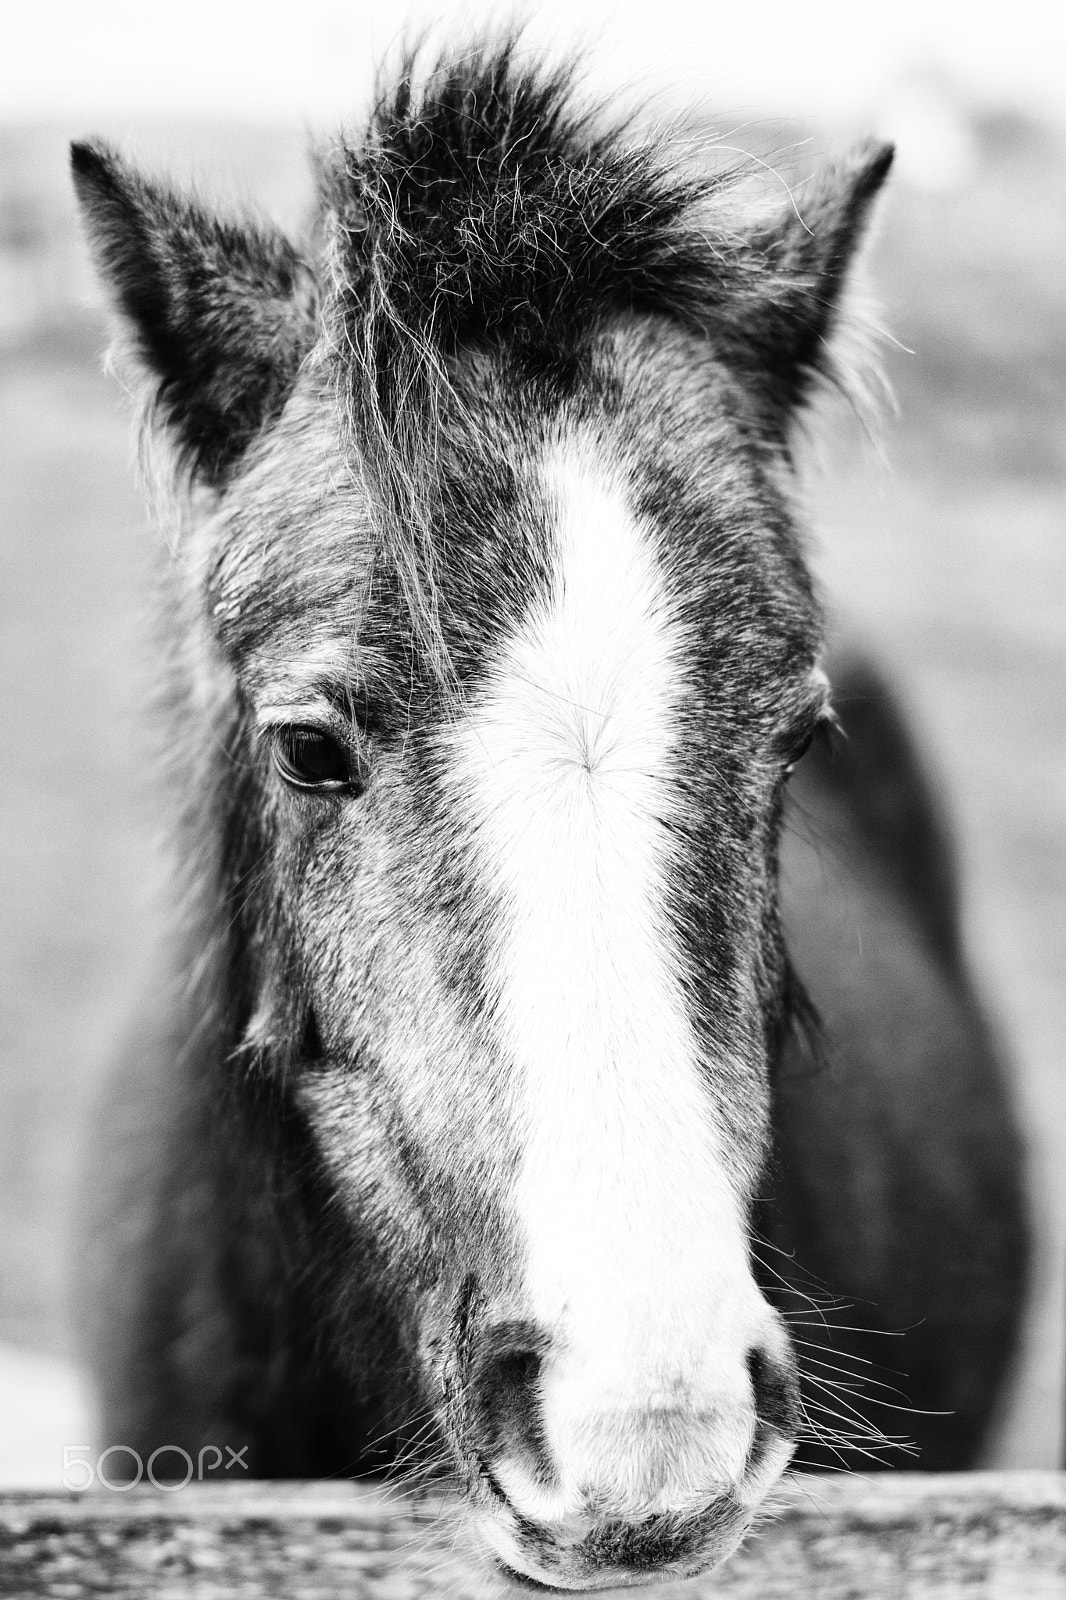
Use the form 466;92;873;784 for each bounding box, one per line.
1;1473;1064;1599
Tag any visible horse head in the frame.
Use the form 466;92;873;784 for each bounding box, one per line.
72;42;891;1588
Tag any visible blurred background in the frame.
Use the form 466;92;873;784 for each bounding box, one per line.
1;0;1063;1481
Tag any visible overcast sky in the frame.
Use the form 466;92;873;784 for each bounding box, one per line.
4;0;1065;128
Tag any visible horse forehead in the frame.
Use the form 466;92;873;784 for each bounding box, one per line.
215;340;807;700
435;334;787;635
446;432;686;830
511;435;674;694
437;404;791;682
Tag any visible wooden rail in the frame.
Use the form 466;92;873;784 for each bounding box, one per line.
1;1474;1063;1599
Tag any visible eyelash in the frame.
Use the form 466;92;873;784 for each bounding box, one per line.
267;723;368;797
783;709;837;776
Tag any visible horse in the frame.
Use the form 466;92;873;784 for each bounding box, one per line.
70;38;1028;1589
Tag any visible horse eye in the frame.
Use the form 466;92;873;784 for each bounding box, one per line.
271;726;365;795
783;727;816;775
783;713;832;777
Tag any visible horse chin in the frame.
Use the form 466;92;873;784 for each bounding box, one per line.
476;1496;760;1593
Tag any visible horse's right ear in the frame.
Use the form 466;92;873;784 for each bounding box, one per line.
71;140;317;486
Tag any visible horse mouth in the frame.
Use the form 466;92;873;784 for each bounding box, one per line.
480;1497;754;1592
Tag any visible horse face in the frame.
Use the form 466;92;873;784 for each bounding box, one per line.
72;55;889;1584
205;321;822;1584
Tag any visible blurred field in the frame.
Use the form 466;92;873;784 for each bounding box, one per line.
0;108;1063;1475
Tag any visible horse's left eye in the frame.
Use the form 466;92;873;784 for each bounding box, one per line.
783;726;816;776
271;726;364;795
783;713;833;777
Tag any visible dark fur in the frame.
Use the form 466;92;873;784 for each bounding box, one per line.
69;142;317;485
72;36;1026;1555
768;655;1028;1469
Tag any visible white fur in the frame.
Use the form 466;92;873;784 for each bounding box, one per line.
450;438;780;1521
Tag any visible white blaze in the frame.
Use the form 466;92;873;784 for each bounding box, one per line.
451;439;771;1515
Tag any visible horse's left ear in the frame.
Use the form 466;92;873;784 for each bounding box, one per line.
727;140;894;424
71;139;317;486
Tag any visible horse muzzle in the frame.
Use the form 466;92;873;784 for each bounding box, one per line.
457;1315;799;1590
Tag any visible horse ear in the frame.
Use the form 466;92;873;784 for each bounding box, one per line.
70;139;317;485
729;140;894;424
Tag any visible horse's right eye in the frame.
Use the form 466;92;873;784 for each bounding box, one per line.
271;726;366;796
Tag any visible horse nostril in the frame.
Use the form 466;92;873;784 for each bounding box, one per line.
747;1345;800;1438
496;1347;542;1389
471;1320;552;1477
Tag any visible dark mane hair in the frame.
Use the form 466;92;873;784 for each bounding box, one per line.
328;40;739;353
320;41;742;679
317;40;888;679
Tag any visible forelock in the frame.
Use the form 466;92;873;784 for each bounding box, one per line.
314;39;746;688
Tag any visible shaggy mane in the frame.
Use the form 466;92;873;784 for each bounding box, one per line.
319;39;743;683
328;39;736;351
